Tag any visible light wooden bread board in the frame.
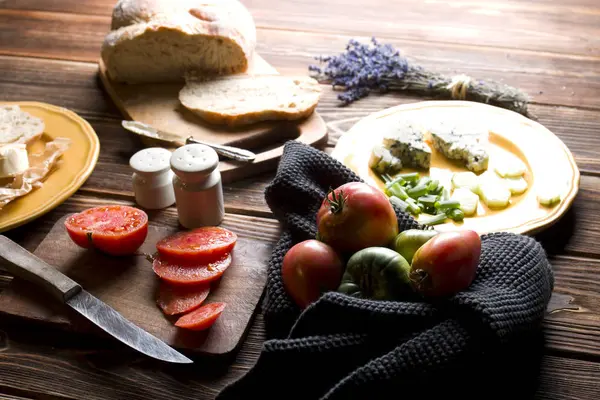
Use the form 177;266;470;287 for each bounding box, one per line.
98;53;328;183
0;215;273;358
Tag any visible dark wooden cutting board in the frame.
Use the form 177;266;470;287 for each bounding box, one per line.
98;53;329;184
0;215;273;357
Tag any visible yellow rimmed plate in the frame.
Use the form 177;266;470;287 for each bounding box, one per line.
0;102;100;233
331;100;580;235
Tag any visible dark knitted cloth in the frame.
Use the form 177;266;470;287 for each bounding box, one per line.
217;141;554;400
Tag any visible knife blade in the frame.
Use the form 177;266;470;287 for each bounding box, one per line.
0;235;192;364
122;120;257;162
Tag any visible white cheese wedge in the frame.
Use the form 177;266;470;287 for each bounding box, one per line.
0;143;29;178
382;120;431;169
428;120;490;173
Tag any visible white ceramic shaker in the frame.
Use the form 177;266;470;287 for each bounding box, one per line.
170;143;225;228
129;147;176;210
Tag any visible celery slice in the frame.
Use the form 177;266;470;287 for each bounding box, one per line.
479;182;511;209
450;187;479;216
503;176;528;195
451;171;480;193
537;187;561;207
494;154;527;178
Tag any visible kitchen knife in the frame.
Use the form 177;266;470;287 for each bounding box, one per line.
122;120;257;162
0;235;193;364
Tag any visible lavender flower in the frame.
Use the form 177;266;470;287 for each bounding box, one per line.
309;38;531;117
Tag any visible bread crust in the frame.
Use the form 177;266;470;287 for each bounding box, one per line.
101;0;256;83
179;75;322;127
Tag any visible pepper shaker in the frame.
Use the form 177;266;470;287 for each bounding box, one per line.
129;147;176;210
170;143;225;228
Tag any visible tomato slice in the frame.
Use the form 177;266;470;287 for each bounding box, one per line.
152;254;232;285
156;281;210;315
64;205;148;256
156;227;237;264
174;302;226;331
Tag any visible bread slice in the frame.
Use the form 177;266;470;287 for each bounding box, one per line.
0;105;45;144
179;75;322;126
101;0;256;84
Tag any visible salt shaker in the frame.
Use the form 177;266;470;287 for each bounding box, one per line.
129;147;176;210
170;143;224;228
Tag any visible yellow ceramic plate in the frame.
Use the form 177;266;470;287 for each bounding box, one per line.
0;102;100;233
331;100;580;235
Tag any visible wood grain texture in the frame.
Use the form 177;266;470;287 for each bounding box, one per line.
545;256;600;357
1;10;600;110
2;0;599;57
2;56;600;176
1;0;600;398
0;193;598;356
97;58;328;185
0;215;273;356
247;0;600;57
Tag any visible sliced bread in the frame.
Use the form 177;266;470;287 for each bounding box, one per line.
178;75;322;126
0;105;45;144
101;0;257;84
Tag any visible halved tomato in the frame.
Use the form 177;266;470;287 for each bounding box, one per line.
64;205;148;256
156;281;210;315
174;302;226;331
152;254;232;285
156;227;237;265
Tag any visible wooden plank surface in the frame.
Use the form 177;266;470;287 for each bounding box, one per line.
2;0;599;57
1;0;600;398
0;215;273;357
1;11;600;110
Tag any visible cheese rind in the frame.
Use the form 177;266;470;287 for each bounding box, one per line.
382;122;431;169
428;121;489;173
0;143;29;178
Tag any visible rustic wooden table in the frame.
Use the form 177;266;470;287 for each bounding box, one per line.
1;0;599;398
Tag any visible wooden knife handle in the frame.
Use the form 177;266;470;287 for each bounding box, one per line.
0;235;81;302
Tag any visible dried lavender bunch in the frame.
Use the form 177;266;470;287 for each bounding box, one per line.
309;38;532;117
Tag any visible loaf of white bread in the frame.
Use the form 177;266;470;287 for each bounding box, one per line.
101;0;257;83
102;0;321;126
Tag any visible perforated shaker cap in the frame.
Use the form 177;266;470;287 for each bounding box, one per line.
170;143;219;181
129;147;172;175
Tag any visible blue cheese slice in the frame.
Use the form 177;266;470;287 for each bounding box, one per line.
382;121;431;169
428;121;489;173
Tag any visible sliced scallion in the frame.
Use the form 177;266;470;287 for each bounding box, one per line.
420;213;447;226
435;199;461;211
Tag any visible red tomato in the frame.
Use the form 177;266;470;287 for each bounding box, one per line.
152;254;232;285
316;182;398;254
175;302;226;331
156;281;210;315
156;227;237;265
409;230;481;297
281;239;344;309
64;205;148;256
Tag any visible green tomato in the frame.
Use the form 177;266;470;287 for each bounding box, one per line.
392;229;439;264
337;247;412;300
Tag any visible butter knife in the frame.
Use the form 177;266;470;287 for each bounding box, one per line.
0;235;193;364
122;120;256;162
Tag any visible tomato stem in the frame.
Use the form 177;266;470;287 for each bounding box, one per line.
326;189;346;214
409;268;431;292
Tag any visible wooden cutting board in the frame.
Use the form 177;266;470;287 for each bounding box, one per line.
0;215;273;358
98;53;329;183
